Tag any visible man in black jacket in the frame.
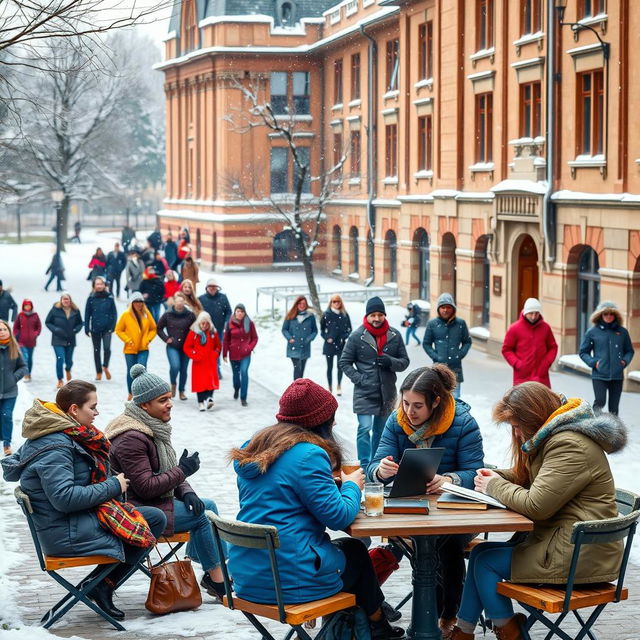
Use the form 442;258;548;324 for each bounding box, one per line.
339;297;409;466
139;267;165;324
106;242;127;298
199;279;232;378
85;276;118;380
0;281;17;322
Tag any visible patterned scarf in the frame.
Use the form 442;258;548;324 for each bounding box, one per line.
362;317;390;355
63;423;155;548
397;394;457;447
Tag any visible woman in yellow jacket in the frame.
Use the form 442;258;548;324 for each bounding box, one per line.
115;292;157;399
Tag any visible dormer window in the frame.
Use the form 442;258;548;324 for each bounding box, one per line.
276;0;297;27
181;0;198;53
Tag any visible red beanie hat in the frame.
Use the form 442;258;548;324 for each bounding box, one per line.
276;378;338;428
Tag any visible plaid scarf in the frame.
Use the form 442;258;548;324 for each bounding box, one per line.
63;423;156;548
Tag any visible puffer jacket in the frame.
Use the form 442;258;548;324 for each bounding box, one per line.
1;400;124;559
366;401;484;488
45;304;83;347
157;308;197;351
0;343;27;399
320;310;352;357
140;277;166;307
223;317;258;361
339;324;409;416
114;305;157;354
282;312;318;360
13;309;42;348
84;290;117;335
487;399;626;584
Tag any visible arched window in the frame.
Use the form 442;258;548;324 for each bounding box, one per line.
384;230;398;283
577;246;600;348
195;228;202;260
273;229;298;263
276;0;297;27
332;225;342;270
181;0;198;54
349;226;359;275
413;228;430;300
441;232;457;300
473;235;491;327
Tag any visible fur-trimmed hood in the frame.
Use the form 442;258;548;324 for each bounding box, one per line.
522;397;627;455
590;300;624;326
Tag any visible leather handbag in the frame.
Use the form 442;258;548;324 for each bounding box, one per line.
145;544;202;615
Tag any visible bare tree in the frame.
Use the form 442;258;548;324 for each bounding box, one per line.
224;77;347;314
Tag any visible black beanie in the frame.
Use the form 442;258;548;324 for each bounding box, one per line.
365;296;386;316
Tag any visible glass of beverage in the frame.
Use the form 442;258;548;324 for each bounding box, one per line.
342;460;361;475
364;482;384;517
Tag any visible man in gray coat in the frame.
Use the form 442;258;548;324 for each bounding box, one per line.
422;293;471;399
339;297;409;466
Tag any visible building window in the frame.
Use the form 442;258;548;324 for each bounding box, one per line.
333;132;343;168
351;53;361;101
350;130;361;177
418;21;433;80
520;81;542;138
270;147;289;193
292;72;310;114
579;0;605;18
475;92;493;162
182;0;198;53
521;0;542;35
577;69;604;155
295;146;311;193
386;39;400;91
385;230;398;283
349;226;359;274
270;72;288;115
270;71;310;115
385;124;398;177
418;115;433;171
477;0;494;50
333;58;343;105
577;246;600;348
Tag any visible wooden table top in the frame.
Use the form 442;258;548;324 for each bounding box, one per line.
346;495;533;538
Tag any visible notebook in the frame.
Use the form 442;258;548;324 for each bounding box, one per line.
437;492;488;510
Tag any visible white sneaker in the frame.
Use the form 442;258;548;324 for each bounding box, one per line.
198;402;205;412
206;398;215;410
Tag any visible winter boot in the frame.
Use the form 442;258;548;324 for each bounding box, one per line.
494;613;527;640
3;446;12;457
89;580;125;620
233;388;239;400
179;391;187;401
171;383;176;398
200;573;225;602
103;367;112;380
370;616;405;639
56;379;64;389
65;369;72;381
96;372;102;381
442;626;474;640
206;398;215;410
241;399;248;407
198;402;205;412
440;618;457;636
336;384;342;396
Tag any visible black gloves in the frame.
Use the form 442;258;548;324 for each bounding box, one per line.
376;355;392;369
178;449;200;477
182;492;205;516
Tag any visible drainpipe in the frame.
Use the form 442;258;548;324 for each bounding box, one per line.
360;23;377;285
542;0;556;270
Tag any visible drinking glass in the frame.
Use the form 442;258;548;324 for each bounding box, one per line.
364;482;384;517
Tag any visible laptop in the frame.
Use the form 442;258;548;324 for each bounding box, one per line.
384;448;445;498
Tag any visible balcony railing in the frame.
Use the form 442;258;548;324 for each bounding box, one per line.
496;194;541;219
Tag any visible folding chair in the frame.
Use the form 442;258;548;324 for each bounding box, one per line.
206;511;357;640
139;531;190;577
497;488;640;640
15;487;127;631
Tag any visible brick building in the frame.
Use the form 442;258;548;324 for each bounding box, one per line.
158;0;640;381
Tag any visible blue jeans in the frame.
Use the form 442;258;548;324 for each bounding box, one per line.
174;498;226;572
356;414;388;467
230;356;251;401
405;325;420;345
124;351;149;393
457;542;514;626
20;346;34;374
53;345;74;380
148;303;162;324
166;346;189;392
1;396;17;446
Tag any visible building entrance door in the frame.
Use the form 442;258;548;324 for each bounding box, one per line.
517;235;538;317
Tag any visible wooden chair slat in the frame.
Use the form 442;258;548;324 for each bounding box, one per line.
158;532;190;544
44;555;118;571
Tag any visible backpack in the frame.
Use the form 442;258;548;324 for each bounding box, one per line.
324;607;372;640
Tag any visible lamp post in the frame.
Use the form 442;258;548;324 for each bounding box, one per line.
51;189;64;254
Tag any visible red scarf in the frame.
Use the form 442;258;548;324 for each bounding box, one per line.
63;423;156;548
363;316;389;355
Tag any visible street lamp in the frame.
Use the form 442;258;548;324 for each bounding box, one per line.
51;189;64;254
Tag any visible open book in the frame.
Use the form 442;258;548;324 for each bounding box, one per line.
440;482;507;509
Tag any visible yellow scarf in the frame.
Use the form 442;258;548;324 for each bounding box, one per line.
397;393;456;443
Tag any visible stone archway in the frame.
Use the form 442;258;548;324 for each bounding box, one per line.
440;232;457;300
332;225;342;271
384;229;398;283
412;228;430;301
472;235;491;327
514;234;539;320
349;226;359;275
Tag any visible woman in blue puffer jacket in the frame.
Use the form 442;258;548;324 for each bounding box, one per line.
367;364;485;635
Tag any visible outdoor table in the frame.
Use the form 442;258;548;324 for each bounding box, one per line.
345;495;533;640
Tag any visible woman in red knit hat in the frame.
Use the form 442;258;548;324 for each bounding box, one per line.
228;378;404;639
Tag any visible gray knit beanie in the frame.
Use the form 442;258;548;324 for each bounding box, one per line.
130;364;171;405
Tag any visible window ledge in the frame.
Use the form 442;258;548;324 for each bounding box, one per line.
383;89;400;100
513;31;545;47
348;99;361;108
274;114;312;122
331;103;344;111
470;47;495;62
414;78;433;90
568;155;606;168
414;170;433;180
383;176;399;185
469;162;495;173
348;177;362;185
577;13;607;29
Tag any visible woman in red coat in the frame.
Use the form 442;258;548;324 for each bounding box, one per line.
501;298;558;387
222;303;258;407
13;299;42;381
183;311;220;411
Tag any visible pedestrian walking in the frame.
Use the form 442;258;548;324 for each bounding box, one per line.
422;293;471;399
223;303;258;407
445;382;626;640
176;230;191;270
87;248;107;281
368;365;484;635
163;270;180;304
0;319;27;456
72;220;82;243
320;295;352;395
13;299;42;381
339;296;409;467
104;364;226;601
84;276;117;382
147;228;162;251
164;232;178;270
44;252;65;292
403;302;422;346
115;292;157;400
125;250;144;295
180;256;199;285
121;225;136;253
139;266;165;324
157;292;196;401
228;378;404;639
579;300;634;416
45;293;83;388
183;311;221;411
501;298;558;388
106;242;127;297
199;278;231;378
281;295;318;381
151;250;169;277
180;278;202;314
0;280;18;322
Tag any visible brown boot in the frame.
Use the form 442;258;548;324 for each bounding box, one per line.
103;367;112;380
440;618;457;636
65;369;72;381
56;379;64;389
3;446;12;457
494;613;526;640
96;372;102;381
442;626;474;640
171;383;176;398
179;391;187;401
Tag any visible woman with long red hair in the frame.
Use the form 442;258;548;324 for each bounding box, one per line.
281;295;317;380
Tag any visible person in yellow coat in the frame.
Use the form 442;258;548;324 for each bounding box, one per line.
115;292;157;399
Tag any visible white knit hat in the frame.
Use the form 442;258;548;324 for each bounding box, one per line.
522;298;542;314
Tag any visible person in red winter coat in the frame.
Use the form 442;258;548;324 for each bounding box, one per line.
183;311;220;411
12;299;41;380
501;298;558;387
222;303;258;406
163;270;181;304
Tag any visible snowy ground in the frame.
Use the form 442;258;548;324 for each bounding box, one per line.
0;229;639;639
